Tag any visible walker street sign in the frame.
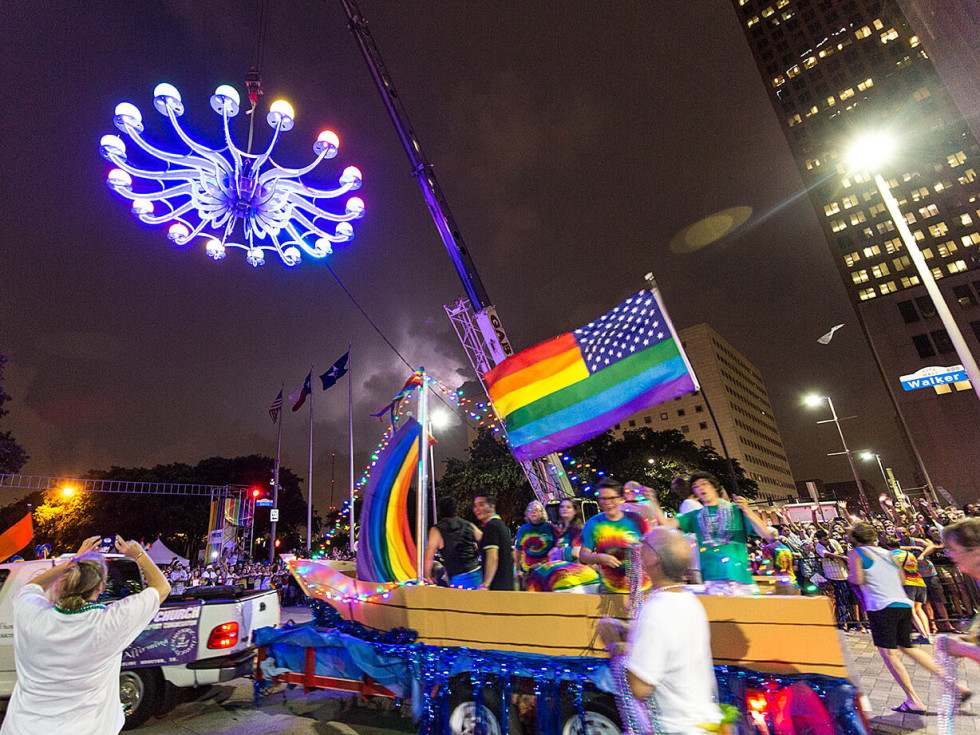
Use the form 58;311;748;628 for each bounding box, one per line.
900;364;967;391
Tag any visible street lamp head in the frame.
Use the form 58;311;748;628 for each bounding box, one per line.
804;394;827;408
847;132;895;173
430;409;451;431
859;451;875;461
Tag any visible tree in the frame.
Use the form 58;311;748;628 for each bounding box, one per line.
19;456;318;560
437;428;533;526
565;428;759;512
436;427;759;526
0;349;28;473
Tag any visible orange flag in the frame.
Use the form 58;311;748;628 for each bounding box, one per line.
0;513;34;563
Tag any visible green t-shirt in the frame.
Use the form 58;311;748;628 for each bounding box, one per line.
678;504;758;584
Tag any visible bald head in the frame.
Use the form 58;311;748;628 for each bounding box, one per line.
641;527;692;583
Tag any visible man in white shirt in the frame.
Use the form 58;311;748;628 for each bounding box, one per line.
599;528;723;734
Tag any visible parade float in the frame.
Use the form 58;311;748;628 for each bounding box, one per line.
253;415;870;735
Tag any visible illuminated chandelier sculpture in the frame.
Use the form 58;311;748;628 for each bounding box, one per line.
99;83;365;267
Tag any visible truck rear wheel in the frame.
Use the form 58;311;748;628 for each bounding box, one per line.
561;694;623;735
447;676;519;735
120;667;162;729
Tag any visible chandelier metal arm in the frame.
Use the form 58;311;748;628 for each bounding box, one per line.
138;200;199;226
273;177;357;199
163;108;237;174
109;181;196;205
249;121;285;174
104;156;213;186
256;151;331;182
287;195;359;223
121;121;232;177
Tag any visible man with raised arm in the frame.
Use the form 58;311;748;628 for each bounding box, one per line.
646;472;775;595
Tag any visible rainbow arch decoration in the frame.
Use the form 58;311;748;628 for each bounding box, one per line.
356;417;423;583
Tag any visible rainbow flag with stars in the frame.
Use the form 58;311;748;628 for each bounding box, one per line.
484;289;698;462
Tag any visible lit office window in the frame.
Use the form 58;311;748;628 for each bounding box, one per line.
948;151;967;167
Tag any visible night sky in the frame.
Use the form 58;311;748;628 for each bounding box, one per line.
0;2;913;511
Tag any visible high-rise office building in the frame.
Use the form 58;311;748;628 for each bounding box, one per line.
611;323;797;501
731;0;980;502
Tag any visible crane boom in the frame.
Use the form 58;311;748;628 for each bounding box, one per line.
338;0;571;501
339;0;491;311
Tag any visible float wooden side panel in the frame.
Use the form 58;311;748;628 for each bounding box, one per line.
289;560;851;676
701;594;848;677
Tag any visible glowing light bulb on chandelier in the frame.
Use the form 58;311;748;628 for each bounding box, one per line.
99;82;366;267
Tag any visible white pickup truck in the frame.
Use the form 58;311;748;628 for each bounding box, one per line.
0;555;280;728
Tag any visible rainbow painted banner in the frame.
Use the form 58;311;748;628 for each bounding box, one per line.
207;497;253;541
484;289;698;462
356;418;422;583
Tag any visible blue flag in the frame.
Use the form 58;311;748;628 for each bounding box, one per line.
320;350;350;391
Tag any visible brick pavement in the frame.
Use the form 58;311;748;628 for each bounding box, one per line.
843;630;980;734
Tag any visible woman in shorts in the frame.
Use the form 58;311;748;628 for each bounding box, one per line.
846;523;969;714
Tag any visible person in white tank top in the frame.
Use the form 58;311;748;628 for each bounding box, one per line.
846;522;970;714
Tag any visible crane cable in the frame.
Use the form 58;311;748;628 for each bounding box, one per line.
246;0;270;153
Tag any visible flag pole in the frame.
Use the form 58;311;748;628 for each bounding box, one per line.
645;272;740;496
270;382;283;563
307;364;314;553
347;342;356;557
429;442;437;526
415;369;429;584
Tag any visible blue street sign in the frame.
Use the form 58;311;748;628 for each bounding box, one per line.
900;364;967;391
255;498;274;507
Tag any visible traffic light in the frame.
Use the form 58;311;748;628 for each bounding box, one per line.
252;487;262;499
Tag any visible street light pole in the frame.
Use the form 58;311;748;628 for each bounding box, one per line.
872;173;980;401
861;451;892;498
810;395;870;515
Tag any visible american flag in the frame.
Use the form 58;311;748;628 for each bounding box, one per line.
573;290;668;373
268;390;283;424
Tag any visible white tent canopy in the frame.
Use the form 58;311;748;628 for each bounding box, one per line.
146;537;188;567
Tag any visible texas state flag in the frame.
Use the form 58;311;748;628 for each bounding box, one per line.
289;371;313;411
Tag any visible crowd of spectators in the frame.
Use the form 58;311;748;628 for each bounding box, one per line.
744;496;980;633
160;547;352;606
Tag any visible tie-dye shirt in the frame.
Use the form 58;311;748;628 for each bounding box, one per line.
580;511;651;593
677;505;756;584
558;524;583;549
766;542;797;585
515;521;558;571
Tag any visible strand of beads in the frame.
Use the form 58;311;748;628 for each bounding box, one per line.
934;634;958;735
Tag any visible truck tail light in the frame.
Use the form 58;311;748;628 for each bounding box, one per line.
207;622;239;649
744;690;771;734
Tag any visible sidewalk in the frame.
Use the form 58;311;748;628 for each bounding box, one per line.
843;630;980;734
